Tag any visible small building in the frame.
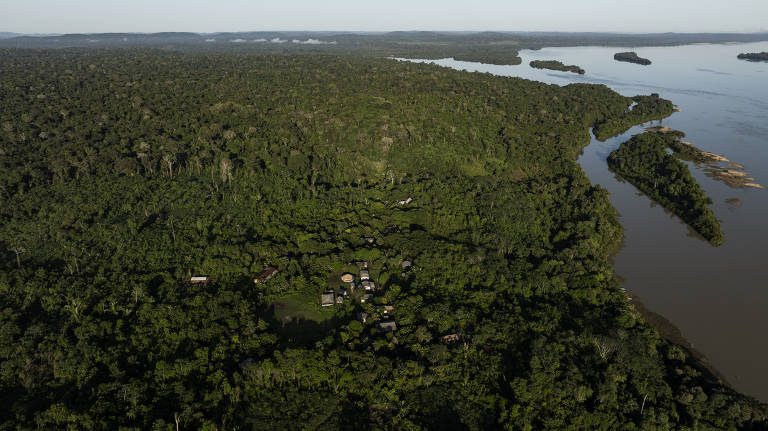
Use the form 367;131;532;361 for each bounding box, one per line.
360;294;373;303
397;197;413;205
360;280;375;291
238;357;255;369
360;269;370;281
189;276;210;284
376;305;394;315
254;267;278;284
340;273;354;283
356;312;368;323
365;237;375;244
441;333;461;343
336;295;344;305
376;320;397;332
401;260;412;270
321;292;335;307
339;287;348;297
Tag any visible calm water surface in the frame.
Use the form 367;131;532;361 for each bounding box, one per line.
402;42;768;401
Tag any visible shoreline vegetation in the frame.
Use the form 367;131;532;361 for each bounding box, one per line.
614;51;652;65
529;59;585;74
737;52;768;61
1;49;766;428
592;93;675;141
607;131;725;246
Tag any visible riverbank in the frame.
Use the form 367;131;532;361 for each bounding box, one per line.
397;42;768;401
627;292;732;385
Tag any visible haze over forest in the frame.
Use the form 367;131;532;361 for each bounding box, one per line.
2;0;768;34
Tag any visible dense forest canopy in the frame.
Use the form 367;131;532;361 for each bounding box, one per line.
592;94;675;141
0;48;765;429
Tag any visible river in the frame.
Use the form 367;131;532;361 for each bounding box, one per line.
400;42;768;401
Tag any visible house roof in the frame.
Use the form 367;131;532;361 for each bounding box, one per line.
376;320;397;332
254;267;278;283
188;276;215;284
321;292;335;305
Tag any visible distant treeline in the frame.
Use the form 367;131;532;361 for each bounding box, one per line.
2;31;768;66
614;51;652;65
607;131;724;245
529;60;585;74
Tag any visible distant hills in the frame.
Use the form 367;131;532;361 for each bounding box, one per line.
1;31;767;66
0;32;61;39
2;30;768;46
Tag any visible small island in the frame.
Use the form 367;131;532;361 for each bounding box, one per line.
737;52;768;61
592;93;675;141
614;51;652;65
529;60;585;74
607;131;724;246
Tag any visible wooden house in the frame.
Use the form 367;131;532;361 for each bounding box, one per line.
441;333;461;343
188;276;213;284
356;311;368;324
376;320;397;332
321;292;335;307
254;267;278;284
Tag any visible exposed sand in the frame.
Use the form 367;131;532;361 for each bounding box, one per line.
701;152;729;162
705;168;766;189
745;183;767;189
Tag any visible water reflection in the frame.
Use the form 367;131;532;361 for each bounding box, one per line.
400;42;768;401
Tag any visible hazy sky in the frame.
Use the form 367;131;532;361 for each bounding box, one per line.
1;0;766;34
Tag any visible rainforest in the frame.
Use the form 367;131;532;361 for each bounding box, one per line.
0;48;766;430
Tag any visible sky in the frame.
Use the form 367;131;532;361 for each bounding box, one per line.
1;0;766;34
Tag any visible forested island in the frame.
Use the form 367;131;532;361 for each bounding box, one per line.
607;132;724;245
529;60;585;74
614;51;652;65
592;93;675;141
737;52;768;61
0;48;764;429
